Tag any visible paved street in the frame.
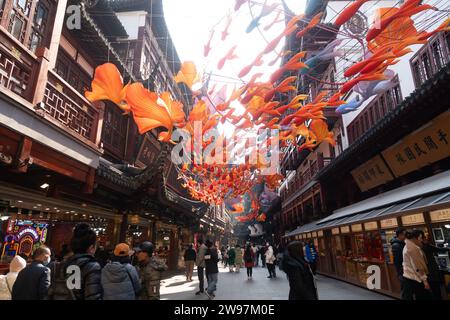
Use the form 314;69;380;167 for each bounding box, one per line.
161;263;392;300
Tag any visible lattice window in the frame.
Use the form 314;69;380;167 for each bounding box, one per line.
101;102;128;158
55;49;91;93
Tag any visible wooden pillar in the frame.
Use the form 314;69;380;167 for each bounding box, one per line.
119;211;128;243
13;136;32;173
47;0;68;69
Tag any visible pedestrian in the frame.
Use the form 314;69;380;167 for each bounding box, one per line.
195;239;207;295
184;244;196;282
390;227;406;298
281;241;318;300
135;241;168;300
101;243;141;300
234;244;243;273
0;255;26;300
65;223;103;300
304;241;318;275
12;245;51;300
244;244;255;280
251;244;258;267
421;234;450;300
261;245;267;267
402;229;432;300
223;246;229;268
265;243;276;278
227;245;236;272
204;240;219;299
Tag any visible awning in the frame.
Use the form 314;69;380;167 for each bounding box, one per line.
320;170;450;223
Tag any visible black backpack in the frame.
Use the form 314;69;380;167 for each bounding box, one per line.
47;261;76;300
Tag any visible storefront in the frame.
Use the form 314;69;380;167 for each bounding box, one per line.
284;171;450;299
0;184;122;274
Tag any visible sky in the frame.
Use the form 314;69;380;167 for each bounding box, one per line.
163;0;306;135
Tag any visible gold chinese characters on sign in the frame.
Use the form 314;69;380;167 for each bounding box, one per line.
401;213;425;226
429;208;450;222
341;226;350;233
351;224;363;232
364;221;378;231
351;155;394;192
380;218;398;229
382;111;450;177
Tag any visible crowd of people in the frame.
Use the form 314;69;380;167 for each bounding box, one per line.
390;227;449;300
0;223;168;300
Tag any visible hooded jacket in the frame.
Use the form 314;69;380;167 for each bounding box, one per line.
101;261;141;300
282;252;318;300
390;237;405;277
0;256;26;300
66;253;103;300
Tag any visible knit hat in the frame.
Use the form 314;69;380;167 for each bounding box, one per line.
10;255;26;273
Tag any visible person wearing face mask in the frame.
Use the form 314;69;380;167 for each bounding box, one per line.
11;245;51;300
65;223;103;300
402;229;432;300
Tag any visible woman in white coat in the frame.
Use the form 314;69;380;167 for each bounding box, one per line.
0;255;27;300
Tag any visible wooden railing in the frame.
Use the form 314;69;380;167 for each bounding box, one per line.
42;71;100;144
0;27;38;100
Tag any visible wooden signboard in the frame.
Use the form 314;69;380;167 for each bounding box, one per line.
401;213;425;226
429;208;450;222
318;230;324;237
351;155;395;192
382;111;450;177
364;221;378;231
332;227;340;235
341;226;350;233
135;133;161;168
380;218;398;229
351;224;363;232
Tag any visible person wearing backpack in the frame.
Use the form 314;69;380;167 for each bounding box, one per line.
101;243;141;300
65;223;103;300
244;244;255;280
0;255;26;300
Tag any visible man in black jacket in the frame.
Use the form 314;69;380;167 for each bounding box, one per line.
204;240;219;300
12;245;51;300
390;227;406;297
66;223;103;300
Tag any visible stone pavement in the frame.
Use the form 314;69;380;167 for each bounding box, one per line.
160;263;392;300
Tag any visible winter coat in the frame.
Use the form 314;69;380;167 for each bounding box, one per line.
244;249;255;268
390;237;405;278
101;262;141;300
137;256;168;300
282;253;318;300
0;256;26;300
403;239;428;284
184;248;196;261
227;248;236;265
235;248;244;266
12;261;50;300
265;246;276;264
205;248;219;274
66;253;103;300
195;244;207;268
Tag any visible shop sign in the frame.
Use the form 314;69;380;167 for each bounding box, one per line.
332;227;340;235
380;218;398;229
135;134;161;168
382;111;450;178
351;224;363;232
364;221;378;231
401;213;425;226
307;233;312;238
429;208;450;222
17;227;39;241
318;230;324;237
340;226;350;233
312;232;317;238
351;155;394;192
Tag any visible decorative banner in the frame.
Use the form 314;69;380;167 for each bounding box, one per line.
380;217;398;229
382;111;450;177
401;213;425;226
364;221;378;231
351;224;363;232
351;155;394;192
429;208;450;222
